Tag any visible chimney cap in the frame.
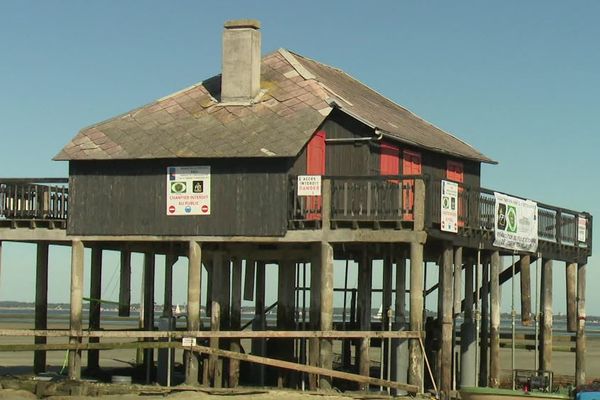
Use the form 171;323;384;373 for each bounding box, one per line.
224;19;260;30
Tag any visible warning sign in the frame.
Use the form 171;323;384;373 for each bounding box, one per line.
578;216;587;243
297;175;321;196
166;166;210;216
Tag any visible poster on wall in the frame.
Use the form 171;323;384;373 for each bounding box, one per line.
493;192;538;253
166;166;211;216
297;175;322;196
440;180;458;233
578;216;587;243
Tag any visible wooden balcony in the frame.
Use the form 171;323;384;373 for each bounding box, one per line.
289;175;593;262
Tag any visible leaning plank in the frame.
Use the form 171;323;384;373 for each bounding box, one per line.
189;343;419;393
0;329;422;339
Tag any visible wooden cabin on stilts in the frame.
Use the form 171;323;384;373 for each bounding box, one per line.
0;19;593;398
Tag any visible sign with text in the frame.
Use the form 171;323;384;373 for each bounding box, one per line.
493;192;538;253
578;216;587;243
182;337;196;347
166;166;211;216
440;180;458;233
297;175;322;196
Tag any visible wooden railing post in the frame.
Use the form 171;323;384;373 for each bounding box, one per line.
414;179;425;231
321;178;331;229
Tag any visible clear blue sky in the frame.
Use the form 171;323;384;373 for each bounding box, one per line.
1;1;598;314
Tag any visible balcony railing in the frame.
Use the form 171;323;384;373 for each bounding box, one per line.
0;178;69;220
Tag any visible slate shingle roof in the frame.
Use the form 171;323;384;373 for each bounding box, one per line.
55;49;493;164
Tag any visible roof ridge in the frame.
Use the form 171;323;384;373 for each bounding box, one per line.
290;51;494;163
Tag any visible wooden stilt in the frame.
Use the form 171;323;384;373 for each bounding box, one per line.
68;240;84;380
566;262;577;333
308;251;321;390
460;260;476;388
209;252;228;387
252;261;266;386
382;247;393;382
143;253;155;384
520;255;532;325
319;242;334;389
229;257;242;388
34;242;49;374
88;246;102;371
357;248;372;391
118;250;131;317
277;259;296;387
185;241;202;385
453;247;463;317
243;259;256;301
540;258;552;372
479;257;489;387
576;262;586;386
392;252;409;393
440;244;454;395
409;241;424;391
489;250;501;388
163;253;177;318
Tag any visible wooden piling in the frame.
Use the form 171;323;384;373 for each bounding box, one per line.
68;240;84;380
34;242;49;374
440;244;454;395
409;241;424;391
520;255;532;325
185;241;202;385
576;262;586;386
243;259;256;301
118;249;131;317
163;253;177;318
460;260;476;387
319;242;334;389
357;249;372;390
392;252;409;392
143;252;155;383
308;251;321;390
209;252;228;387
566;262;577;333
88;246;102;370
382;247;393;382
453;247;463;317
489;250;501;388
277;259;296;387
540;258;552;372
252;261;267;386
479;257;489;387
229;257;242;388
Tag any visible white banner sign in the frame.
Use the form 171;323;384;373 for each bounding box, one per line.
166;166;211;216
578;216;587;243
441;180;458;233
297;175;322;196
493;192;538;253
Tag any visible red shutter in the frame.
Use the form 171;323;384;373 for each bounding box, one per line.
306;131;326;220
380;142;400;176
402;150;422;221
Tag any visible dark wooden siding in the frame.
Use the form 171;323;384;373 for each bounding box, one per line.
68;158;289;236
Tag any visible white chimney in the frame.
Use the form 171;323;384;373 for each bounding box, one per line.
221;19;261;104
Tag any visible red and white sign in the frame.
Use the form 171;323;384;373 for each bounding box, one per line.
166;166;211;216
578;216;587;243
297;175;321;196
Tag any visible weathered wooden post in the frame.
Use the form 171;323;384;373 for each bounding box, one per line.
118;249;131;317
540;258;552;372
209;252;229;387
489;250;501;388
520;255;532;325
392;252;409;394
479;257;489;387
566;262;577;332
382;248;393;382
460;260;476;387
319;242;334;389
143;252;156;383
409;241;424;391
185;241;201;385
229;257;242;387
357;248;372;391
252;261;267;386
440;244;454;396
163;253;177;318
277;259;297;387
88;246;102;371
453;247;463;317
308;251;321;390
576;262;586;386
34;242;49;374
68;240;84;380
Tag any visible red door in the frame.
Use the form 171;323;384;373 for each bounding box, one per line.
402;150;422;221
446;160;464;226
306;131;326;220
